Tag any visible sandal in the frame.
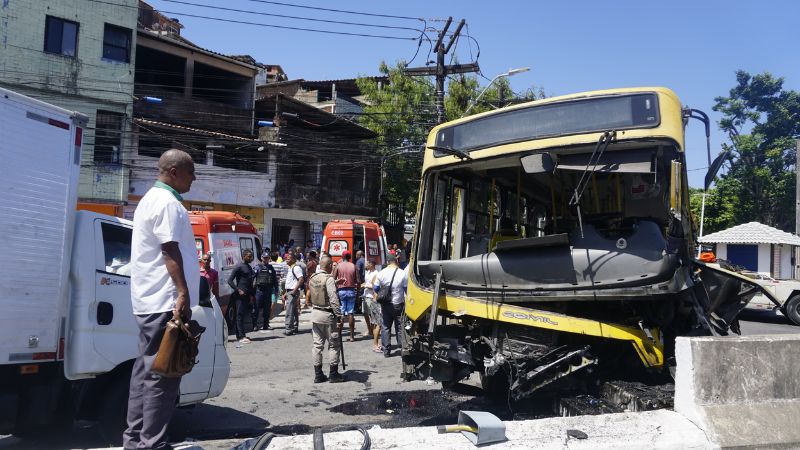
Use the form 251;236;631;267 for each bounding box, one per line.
372;347;383;353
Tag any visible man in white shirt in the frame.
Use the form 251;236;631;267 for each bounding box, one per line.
374;254;407;357
282;252;305;335
124;149;198;450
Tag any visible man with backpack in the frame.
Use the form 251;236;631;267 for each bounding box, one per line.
374;254;407;357
252;253;278;331
282;252;305;335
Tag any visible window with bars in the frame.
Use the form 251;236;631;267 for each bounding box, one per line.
94;111;124;164
44;16;79;57
102;24;132;63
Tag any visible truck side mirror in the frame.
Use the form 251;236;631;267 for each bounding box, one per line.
520;153;555;174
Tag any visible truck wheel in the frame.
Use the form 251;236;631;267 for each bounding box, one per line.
99;374;130;445
783;295;800;326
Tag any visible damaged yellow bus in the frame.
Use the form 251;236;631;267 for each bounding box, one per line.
401;87;773;400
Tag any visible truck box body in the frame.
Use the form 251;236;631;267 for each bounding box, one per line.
0;88;230;438
0;87;85;366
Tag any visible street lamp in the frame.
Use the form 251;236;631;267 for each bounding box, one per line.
462;67;530;117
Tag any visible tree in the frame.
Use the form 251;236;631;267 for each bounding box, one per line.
695;71;800;233
357;62;543;217
356;62;436;216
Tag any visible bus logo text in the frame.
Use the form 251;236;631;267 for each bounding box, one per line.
502;310;558;325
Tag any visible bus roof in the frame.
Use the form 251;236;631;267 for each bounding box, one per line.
423;87;684;172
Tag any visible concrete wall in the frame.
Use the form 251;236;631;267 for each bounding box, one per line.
716;243;727;260
757;243;771;275
0;0;137;203
128;150;277;209
780;244;794;280
675;335;800;448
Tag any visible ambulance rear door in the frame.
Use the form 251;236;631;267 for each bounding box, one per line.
364;224;383;268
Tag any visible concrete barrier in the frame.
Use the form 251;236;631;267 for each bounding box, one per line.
264;410;710;449
674;334;800;449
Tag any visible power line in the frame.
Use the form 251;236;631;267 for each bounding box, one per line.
156;9;419;40
162;0;423;32
239;0;424;21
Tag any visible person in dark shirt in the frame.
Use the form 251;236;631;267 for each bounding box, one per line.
354;250;371;332
228;249;255;343
253;253;278;331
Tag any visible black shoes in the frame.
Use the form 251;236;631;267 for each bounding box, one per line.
328;365;345;383
313;365;328;383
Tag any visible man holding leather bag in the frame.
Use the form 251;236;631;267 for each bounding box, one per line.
124;150;200;450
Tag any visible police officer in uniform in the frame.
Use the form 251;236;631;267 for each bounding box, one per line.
252;253;278;331
308;255;344;383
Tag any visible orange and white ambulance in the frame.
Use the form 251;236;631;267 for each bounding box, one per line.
189;211;262;312
321;220;390;267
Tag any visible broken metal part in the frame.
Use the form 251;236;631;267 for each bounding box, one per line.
559;396;623;416
600;381;674;412
510;346;596;400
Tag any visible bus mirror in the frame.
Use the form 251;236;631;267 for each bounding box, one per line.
704;150;729;191
520;153;555;174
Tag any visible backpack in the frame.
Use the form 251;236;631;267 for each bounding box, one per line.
376;269;398;306
255;264;276;288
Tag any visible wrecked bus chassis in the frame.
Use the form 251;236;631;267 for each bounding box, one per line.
400;88;776;401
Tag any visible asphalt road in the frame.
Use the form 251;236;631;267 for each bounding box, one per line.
2;305;797;450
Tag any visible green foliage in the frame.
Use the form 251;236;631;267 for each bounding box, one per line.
356;61;436;212
356;62;544;215
708;71;800;232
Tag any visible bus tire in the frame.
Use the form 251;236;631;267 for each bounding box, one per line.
783;295;800;326
99;373;130;445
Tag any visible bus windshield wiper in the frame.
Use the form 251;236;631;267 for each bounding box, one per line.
569;130;616;207
427;145;473;161
568;130;616;237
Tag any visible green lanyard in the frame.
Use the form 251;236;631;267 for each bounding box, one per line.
153;181;183;202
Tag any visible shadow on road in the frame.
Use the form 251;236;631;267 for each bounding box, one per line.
170;403;270;441
1;404;270;449
342;369;376;383
739;309;794;325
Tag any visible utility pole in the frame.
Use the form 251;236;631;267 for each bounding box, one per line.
795;139;800;278
404;17;478;124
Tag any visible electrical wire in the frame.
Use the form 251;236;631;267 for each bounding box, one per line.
161;0;424;32
154;10;419;40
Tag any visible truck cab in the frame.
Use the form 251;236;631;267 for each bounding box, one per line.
65;211;230;434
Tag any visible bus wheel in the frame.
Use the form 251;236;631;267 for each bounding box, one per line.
99;373;130;445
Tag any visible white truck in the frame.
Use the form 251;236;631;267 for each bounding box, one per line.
0;87;230;439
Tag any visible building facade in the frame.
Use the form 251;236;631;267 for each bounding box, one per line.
699;222;800;279
0;0;138;210
126;26;272;234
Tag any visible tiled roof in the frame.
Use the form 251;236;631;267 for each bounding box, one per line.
698;222;800;246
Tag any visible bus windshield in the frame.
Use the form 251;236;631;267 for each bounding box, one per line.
415;138;682;284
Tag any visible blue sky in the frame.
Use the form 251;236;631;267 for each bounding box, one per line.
147;0;798;187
